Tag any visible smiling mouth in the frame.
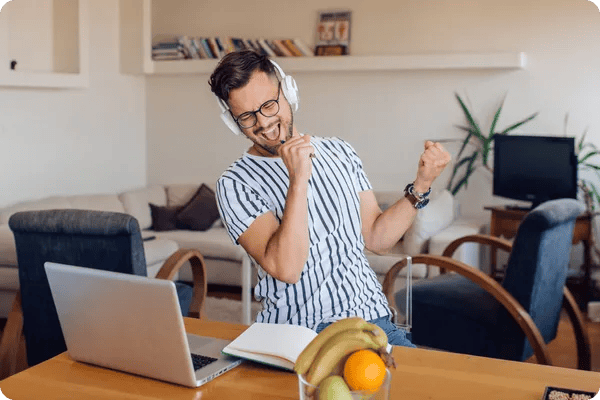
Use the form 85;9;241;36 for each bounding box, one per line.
258;123;280;141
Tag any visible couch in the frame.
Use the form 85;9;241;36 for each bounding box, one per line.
0;183;485;325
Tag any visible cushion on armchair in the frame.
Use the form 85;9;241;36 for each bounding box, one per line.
402;189;455;254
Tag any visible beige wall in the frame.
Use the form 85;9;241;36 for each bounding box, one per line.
146;0;600;220
0;0;147;208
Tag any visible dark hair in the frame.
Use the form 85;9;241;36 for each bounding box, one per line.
209;49;276;104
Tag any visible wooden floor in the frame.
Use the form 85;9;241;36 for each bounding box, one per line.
1;285;599;375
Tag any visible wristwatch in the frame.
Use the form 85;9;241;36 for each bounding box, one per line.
404;183;431;209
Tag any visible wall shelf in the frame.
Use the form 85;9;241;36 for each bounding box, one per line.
144;52;527;75
0;0;89;89
120;1;525;76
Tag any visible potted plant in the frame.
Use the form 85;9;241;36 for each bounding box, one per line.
564;114;600;211
446;93;538;196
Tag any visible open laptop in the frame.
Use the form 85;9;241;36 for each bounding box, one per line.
44;262;242;388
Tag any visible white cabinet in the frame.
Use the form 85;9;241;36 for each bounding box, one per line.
120;0;526;76
0;0;89;88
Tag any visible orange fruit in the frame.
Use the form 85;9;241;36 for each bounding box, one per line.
342;349;386;392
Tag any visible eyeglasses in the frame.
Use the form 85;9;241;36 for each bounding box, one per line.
233;82;281;129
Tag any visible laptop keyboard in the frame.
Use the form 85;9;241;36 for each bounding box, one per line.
191;354;218;371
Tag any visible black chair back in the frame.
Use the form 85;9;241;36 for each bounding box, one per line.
9;209;147;366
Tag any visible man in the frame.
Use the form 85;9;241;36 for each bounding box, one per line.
209;50;450;346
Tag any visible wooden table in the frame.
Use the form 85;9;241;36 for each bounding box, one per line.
1;319;598;399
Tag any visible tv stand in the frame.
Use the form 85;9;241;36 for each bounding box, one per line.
504;204;533;212
484;205;597;308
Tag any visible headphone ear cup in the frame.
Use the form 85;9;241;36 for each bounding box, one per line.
220;111;243;135
282;75;299;112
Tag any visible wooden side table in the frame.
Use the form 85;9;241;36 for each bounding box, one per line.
485;206;597;305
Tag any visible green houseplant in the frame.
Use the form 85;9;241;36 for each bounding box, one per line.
446;93;538;196
564;114;600;211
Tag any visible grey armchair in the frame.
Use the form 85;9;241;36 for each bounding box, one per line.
0;209;207;378
382;198;591;370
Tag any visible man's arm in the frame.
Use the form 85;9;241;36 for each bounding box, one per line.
362;141;451;254
238;135;314;284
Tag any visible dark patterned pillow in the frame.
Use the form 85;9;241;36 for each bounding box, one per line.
149;203;179;231
175;184;220;231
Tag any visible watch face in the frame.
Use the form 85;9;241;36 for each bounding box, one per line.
415;198;430;209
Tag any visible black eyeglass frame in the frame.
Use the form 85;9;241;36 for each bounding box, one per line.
231;82;281;129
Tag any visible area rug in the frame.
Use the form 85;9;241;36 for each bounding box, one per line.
202;296;262;324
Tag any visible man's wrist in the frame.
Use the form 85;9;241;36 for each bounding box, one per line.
412;180;431;194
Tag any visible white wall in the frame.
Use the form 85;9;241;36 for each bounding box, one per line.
0;0;147;208
146;0;600;221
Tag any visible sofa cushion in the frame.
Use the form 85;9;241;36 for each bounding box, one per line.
0;224;17;269
365;251;428;279
119;185;167;230
0;196;72;225
68;194;125;214
403;189;455;255
143;238;179;278
149;203;180;231
167;184;201;207
151;226;246;261
175;184;220;231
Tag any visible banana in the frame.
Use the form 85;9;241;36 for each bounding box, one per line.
317;375;353;400
294;317;380;375
305;329;387;392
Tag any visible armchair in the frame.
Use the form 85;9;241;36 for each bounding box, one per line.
382;198;591;370
0;209;207;379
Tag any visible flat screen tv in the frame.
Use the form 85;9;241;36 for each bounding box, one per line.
493;134;578;209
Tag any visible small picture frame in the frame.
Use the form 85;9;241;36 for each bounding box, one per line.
315;9;351;56
315;45;348;56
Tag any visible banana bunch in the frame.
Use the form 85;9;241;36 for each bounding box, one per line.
295;317;396;400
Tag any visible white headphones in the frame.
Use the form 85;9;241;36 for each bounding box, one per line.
216;60;299;135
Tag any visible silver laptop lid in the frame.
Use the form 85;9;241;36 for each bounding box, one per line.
44;262;238;387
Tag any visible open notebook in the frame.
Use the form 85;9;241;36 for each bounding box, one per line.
222;323;318;371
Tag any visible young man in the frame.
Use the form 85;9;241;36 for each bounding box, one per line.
209;50;450;346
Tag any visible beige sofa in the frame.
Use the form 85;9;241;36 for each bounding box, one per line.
0;184;485;325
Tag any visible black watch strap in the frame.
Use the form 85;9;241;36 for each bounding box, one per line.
404;183;431;209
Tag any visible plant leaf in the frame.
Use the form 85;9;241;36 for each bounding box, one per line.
498;112;538;134
455;93;484;140
488;94;507;139
449;151;479;195
579;150;600;165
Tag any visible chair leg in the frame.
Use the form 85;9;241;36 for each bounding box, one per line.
156;249;207;319
0;292;27;380
562;287;592;370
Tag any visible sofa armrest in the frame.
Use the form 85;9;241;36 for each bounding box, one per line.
427;218;487;276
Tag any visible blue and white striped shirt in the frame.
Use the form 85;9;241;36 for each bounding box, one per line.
216;136;391;329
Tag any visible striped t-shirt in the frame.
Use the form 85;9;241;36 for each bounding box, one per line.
216;136;391;329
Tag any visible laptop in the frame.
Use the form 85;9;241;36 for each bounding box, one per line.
44;262;243;388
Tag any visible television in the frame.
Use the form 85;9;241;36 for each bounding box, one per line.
493;134;578;209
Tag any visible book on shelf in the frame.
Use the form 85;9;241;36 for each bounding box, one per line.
272;39;294;57
243;39;262;55
176;36;195;59
221;322;318;371
222;37;237;54
193;38;210;59
207;37;222;59
264;40;285;57
215;37;227;57
257;38;277;57
282;39;304;57
230;37;247;52
292;38;314;56
200;38;216;59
